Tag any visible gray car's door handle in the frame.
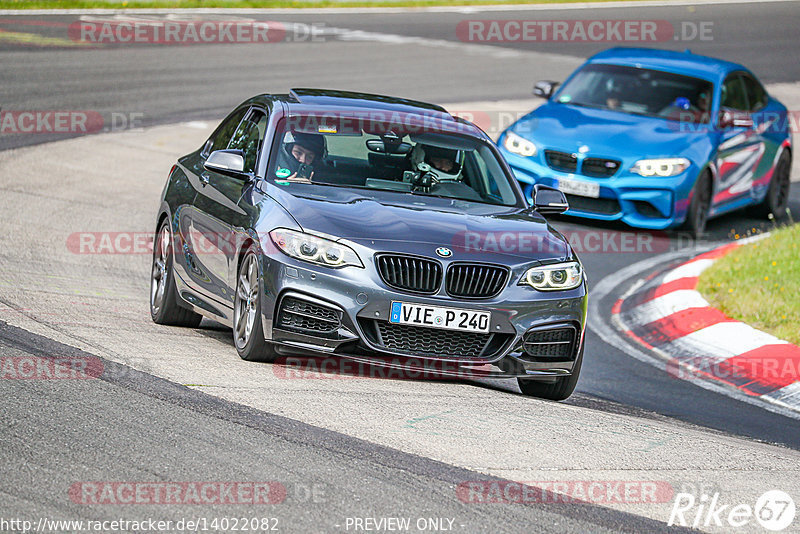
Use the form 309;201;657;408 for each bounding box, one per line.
199;172;210;186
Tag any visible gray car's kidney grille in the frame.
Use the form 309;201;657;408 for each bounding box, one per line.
376;254;442;294
376;321;492;359
277;296;341;333
446;263;509;299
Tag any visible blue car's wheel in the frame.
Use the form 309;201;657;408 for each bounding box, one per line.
680;171;711;238
753;150;791;218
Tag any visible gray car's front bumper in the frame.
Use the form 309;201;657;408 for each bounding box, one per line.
259;251;587;380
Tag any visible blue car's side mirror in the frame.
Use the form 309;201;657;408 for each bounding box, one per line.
718;107;754;130
533;80;560;99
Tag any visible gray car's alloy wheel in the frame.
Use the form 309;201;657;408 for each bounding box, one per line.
233;246;277;362
517;345;583;401
150;221;203;327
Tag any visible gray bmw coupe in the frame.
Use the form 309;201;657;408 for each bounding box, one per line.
151;89;587;400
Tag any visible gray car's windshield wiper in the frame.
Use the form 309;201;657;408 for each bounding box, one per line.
407;190;502;207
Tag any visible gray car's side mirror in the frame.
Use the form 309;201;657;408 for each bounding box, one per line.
532;184;569;214
204;149;246;177
533;80;560;99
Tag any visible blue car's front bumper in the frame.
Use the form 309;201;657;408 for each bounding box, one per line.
500;148;697;230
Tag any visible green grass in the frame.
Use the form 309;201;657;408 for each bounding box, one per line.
697;224;800;346
0;0;640;9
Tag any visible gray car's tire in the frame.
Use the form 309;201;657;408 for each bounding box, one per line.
752;149;791;219
150;221;203;327
680;170;712;239
517;345;583;401
233;246;277;362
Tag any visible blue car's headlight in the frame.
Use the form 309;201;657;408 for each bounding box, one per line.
630;158;690;177
270;228;363;268
503;131;538;157
520;261;582;291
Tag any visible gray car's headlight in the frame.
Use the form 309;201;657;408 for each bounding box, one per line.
520;261;583;291
630;158;690;177
269;228;363;268
503;131;538;157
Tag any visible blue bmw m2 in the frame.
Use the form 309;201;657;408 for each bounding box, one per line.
498;48;792;236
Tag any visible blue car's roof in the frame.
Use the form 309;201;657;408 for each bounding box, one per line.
586;47;746;81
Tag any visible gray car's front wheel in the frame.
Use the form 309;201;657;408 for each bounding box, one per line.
233;247;277;362
517;345;583;401
150;221;203;327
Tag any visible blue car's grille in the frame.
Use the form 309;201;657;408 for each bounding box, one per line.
582;157;620;178
565;194;621;215
376;254;442;294
543;150;620;178
632;200;663;218
545;150;578;173
446;263;509;299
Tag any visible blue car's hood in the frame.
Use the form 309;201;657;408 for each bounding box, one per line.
511;102;711;159
263;185;570;262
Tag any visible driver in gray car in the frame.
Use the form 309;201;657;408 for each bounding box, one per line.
275;131;326;182
412;144;463;180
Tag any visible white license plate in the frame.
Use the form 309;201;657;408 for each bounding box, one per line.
556;178;600;198
389;302;490;333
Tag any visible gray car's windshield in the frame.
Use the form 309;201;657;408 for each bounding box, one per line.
555;64;714;124
267;116;520;207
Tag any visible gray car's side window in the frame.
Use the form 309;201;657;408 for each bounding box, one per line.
720;74;748;111
227;108;268;174
201;108;248;158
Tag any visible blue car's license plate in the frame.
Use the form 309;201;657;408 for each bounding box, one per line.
556;178;600;198
389;301;490;333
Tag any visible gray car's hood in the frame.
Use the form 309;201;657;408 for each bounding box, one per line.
265;185;570;262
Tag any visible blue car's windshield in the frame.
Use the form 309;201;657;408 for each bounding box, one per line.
555;64;714;124
266;115;520;207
